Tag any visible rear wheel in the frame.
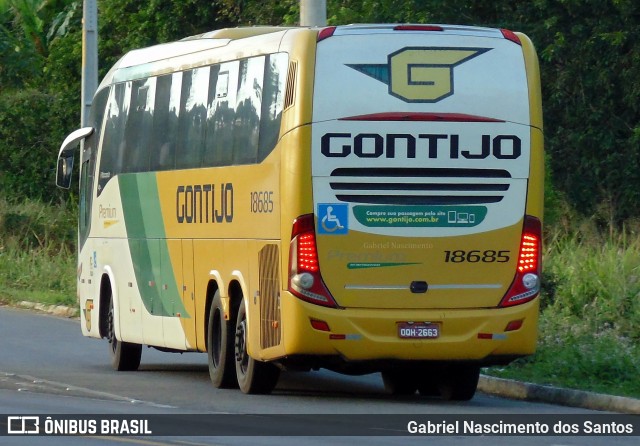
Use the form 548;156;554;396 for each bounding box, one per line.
234;300;280;394
207;291;237;388
437;365;480;401
107;298;141;371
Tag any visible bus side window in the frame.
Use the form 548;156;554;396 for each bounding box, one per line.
98;82;130;194
176;67;209;170
258;53;287;162
79;88;109;246
205;61;238;167
124;78;155;173
151;73;180;171
202;64;220;167
233;56;264;165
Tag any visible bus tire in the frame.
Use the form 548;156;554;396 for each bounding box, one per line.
107;298;141;371
234;300;280;394
207;291;237;388
381;370;418;395
437;365;480;401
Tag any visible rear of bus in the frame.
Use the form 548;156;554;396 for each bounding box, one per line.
283;25;543;396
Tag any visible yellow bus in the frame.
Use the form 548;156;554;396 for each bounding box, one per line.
56;24;543;400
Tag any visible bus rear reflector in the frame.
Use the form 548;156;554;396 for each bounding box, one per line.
505;319;524;332
310;319;331;332
499;216;542;307
289;214;338;308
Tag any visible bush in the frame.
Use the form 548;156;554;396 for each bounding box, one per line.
0;89;76;203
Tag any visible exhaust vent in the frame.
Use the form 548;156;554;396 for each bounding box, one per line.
284;61;298;109
259;244;281;349
329;167;511;205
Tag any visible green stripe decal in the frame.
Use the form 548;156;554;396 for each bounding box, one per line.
347;262;421;269
119;173;189;318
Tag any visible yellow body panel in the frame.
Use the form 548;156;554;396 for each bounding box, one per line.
280;291;539;360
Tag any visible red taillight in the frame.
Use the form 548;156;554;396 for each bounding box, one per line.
289;214;338;308
499;216;542;307
518;234;539;273
317;26;337;42
500;29;521;45
297;234;319;272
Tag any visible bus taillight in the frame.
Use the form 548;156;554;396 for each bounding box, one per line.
289;214;338;308
499;216;542;307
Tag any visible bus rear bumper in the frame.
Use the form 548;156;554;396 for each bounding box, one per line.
278;292;539;366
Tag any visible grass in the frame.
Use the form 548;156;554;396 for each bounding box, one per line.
1;198;639;399
0;198;76;307
486;223;640;398
487;323;640;398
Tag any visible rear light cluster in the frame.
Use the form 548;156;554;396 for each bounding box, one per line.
499;216;542;307
289;214;338;308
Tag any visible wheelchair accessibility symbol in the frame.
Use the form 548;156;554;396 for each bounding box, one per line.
317;203;349;235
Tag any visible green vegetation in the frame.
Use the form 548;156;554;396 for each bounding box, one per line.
0;199;76;307
1;0;639;399
486;221;640;398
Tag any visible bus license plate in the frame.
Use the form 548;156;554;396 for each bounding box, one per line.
397;322;440;339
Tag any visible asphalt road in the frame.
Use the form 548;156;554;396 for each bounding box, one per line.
0;306;637;445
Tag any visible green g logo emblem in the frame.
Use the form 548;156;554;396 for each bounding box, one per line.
348;47;490;103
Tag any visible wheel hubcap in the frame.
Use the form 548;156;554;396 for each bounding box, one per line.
107;304;117;352
212;310;222;367
235;319;248;374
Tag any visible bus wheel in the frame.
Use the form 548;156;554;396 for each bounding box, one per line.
207;291;237;388
381;370;418;395
234;301;280;394
107;298;141;371
437;365;480;401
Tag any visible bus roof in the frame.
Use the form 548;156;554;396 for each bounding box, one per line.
97;24;520;93
330;24;506;39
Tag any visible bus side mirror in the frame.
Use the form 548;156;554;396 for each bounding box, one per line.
56;127;94;189
56;155;74;189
